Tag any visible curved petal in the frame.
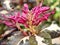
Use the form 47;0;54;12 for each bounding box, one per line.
31;5;50;20
43;13;51;20
22;4;29;14
32;17;43;26
3;20;15;27
22;12;27;18
39;6;50;12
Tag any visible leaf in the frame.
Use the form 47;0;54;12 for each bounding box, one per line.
29;35;37;45
0;24;7;34
38;31;52;45
54;11;60;19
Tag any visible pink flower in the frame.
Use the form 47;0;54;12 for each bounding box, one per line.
1;12;28;28
3;20;16;27
22;4;29;14
1;3;55;28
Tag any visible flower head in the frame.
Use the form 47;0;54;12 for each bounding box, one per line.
1;2;55;35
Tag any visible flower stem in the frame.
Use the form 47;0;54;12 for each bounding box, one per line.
27;11;36;35
16;23;28;36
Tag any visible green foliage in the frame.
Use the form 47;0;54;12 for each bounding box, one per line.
54;11;60;19
0;24;7;34
29;35;37;45
38;31;52;45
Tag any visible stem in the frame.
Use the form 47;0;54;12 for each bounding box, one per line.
16;23;23;32
16;23;28;36
27;11;36;35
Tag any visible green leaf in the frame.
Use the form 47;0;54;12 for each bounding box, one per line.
38;31;52;45
0;24;7;34
54;11;60;19
29;35;37;45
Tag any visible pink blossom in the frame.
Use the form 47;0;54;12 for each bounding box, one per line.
1;3;55;28
22;4;29;14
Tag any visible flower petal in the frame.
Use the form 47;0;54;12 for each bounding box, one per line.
39;7;50;12
22;4;29;14
3;20;15;27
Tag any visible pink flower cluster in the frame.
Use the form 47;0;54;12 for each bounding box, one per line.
1;3;55;28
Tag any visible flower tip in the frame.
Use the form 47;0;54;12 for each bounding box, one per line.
39;0;44;7
24;3;28;8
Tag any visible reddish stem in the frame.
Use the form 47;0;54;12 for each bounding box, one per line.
16;23;28;36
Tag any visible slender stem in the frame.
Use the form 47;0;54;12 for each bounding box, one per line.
16;23;23;32
16;23;28;36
